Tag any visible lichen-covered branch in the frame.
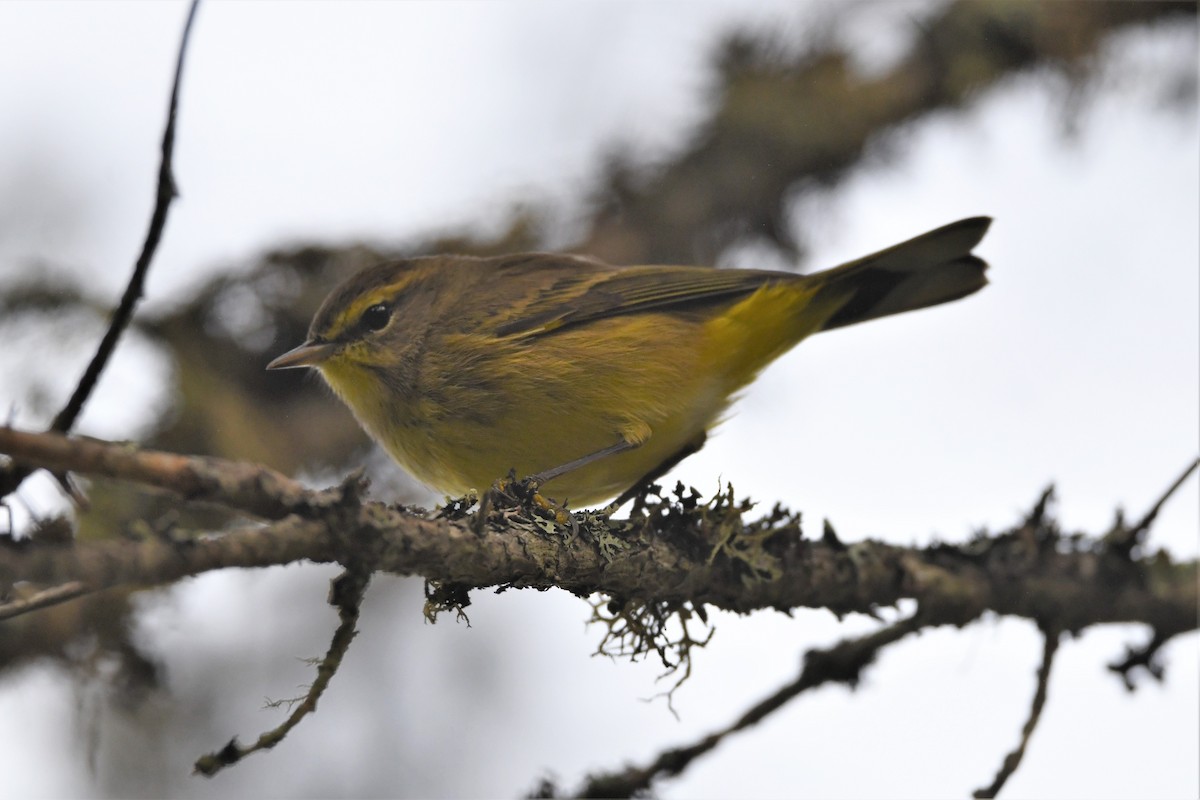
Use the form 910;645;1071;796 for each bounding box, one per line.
2;429;1196;794
1;429;1195;644
582;1;1199;265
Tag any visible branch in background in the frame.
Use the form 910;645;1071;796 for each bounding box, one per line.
194;567;372;777
0;580;86;622
973;627;1061;799
1107;629;1170;691
581;1;1198;265
1105;458;1200;557
0;0;200;500
556;612;926;799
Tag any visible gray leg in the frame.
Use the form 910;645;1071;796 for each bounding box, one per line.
532;438;639;484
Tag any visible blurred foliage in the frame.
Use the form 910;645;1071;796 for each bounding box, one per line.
1;0;1195;684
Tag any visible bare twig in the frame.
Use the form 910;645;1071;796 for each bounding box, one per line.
570;613;926;798
194;568;371;776
0;0;200;500
1107;458;1200;555
973;627;1061;798
1108;629;1169;691
50;0;199;434
0;580;86;621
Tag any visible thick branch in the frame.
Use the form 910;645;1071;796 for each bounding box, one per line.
1;430;1194;642
0;515;334;597
0;426;331;520
582;1;1198;264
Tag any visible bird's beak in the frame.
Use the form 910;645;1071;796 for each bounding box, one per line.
266;340;337;370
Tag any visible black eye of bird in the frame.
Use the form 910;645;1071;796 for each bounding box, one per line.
361;303;391;331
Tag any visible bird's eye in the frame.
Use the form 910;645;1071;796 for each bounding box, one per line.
361;304;391;331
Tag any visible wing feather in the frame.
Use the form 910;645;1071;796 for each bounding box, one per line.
492;261;791;338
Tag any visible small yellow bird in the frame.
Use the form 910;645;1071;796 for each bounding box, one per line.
269;217;991;506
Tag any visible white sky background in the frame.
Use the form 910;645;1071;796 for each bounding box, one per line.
0;2;1197;799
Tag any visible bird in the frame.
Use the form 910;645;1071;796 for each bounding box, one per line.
268;216;991;507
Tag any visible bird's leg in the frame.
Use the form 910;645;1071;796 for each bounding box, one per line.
483;424;649;524
476;423;658;528
529;438;638;484
511;437;639;523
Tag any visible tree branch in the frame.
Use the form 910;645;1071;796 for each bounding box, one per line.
974;627;1061;798
582;1;1198;265
194;567;372;777
1105;458;1200;556
1;429;1195;641
1107;629;1171;691
0;580;86;622
0;425;334;521
562;612;926;799
0;0;200;499
1;429;1195;793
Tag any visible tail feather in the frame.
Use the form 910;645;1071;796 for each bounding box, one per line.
814;217;992;331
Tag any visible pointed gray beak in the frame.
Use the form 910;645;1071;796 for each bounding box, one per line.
266;340;337;370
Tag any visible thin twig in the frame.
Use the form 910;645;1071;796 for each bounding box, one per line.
0;580;86;621
973;627;1061;798
193;568;371;776
1108;629;1169;691
1128;458;1200;542
0;0;200;500
1106;458;1200;555
572;612;926;798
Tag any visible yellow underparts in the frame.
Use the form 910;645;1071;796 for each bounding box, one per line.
319;278;841;506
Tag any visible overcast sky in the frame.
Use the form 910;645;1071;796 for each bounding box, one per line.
0;2;1196;798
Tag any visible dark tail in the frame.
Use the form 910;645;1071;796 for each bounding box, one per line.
812;217;992;331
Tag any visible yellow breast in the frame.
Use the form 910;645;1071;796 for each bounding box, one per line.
318;280;829;506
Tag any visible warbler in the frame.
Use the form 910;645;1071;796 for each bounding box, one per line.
268;217;991;506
